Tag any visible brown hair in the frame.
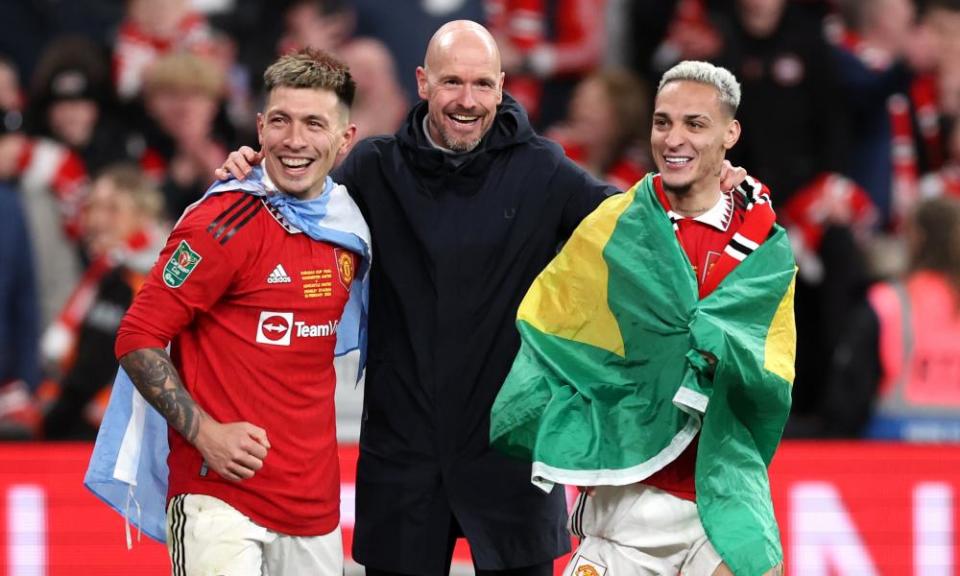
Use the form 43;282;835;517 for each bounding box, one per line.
596;69;650;156
909;196;960;296
263;47;355;108
95;163;165;221
142;52;225;99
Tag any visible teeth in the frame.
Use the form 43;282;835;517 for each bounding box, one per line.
281;158;311;168
451;114;478;122
665;157;691;165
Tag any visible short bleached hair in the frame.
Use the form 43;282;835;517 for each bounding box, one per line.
657;60;741;117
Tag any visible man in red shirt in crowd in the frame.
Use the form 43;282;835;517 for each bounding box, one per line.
114;48;362;575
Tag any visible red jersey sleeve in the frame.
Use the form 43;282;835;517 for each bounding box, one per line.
115;193;256;358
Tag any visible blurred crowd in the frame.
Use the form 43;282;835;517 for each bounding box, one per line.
1;0;959;442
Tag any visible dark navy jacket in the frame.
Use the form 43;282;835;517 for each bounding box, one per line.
0;183;39;392
333;94;616;572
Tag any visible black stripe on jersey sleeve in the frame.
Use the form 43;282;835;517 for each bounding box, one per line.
208;196;259;243
207;194;254;235
218;200;262;245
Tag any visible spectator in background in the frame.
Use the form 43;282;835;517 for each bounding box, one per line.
0;55;25;133
0;181;41;440
349;0;485;101
113;0;215;101
140;52;228;220
829;0;938;229
338;38;408;142
717;0;849;207
922;0;960;118
546;69;651;190
714;0;858;427
823;196;960;440
41;164;167;440
921;119;960;198
488;0;606;128
0;56;86;329
26;37;132;176
208;29;258;144
277;0;356;55
620;0;726;84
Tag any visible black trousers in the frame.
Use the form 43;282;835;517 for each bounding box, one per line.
363;512;555;576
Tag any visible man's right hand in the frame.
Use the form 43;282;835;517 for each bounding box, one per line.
214;146;263;181
194;417;271;482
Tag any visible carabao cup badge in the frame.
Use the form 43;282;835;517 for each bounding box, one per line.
163;240;203;288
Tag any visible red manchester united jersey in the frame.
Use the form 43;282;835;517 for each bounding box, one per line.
116;191;357;536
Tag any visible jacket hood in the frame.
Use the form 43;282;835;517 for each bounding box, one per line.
395;92;535;175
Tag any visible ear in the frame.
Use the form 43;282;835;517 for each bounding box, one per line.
416;66;429;101
497;71;505;105
339;123;358;155
256;112;265;147
723;119;741;150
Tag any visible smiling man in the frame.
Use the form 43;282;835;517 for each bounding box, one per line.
490;61;795;576
98;49;370;575
335;21;617;576
415;26;503;153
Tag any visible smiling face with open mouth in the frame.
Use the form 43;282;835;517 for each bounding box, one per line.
651;80;740;199
257;86;356;200
416;25;504;153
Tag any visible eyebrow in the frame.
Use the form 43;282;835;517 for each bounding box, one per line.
653;112;712;122
266;110;330;123
437;74;497;84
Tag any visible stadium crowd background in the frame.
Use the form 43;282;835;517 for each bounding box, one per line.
1;0;960;445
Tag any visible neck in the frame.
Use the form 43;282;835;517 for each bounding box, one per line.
664;179;722;217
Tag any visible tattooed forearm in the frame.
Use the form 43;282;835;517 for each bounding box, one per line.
120;348;206;442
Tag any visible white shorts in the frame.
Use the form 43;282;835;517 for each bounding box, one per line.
562;484;722;576
165;493;342;576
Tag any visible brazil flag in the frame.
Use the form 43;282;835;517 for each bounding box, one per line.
490;173;796;575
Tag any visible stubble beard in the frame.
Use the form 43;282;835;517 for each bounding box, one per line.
428;114;484;153
440;129;482;153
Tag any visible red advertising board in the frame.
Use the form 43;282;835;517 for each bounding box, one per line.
0;442;958;575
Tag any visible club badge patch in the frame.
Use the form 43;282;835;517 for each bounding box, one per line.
163;240;202;288
335;249;355;290
571;554;607;576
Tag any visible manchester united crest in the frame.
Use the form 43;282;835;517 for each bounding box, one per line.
335;249;355;290
571;554;606;576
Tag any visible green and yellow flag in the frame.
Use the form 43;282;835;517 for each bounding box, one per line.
490;174;796;575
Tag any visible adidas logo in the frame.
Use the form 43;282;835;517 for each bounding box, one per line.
267;264;292;284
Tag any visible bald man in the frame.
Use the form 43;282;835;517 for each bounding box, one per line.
219;20;747;576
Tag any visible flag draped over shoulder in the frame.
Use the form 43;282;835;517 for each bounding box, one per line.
84;167;372;544
489;173;796;576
